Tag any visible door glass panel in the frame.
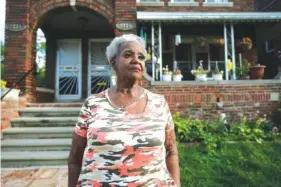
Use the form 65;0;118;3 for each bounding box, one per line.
57;41;80;97
89;41;112;95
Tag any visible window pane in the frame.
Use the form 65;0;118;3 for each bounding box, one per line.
175;43;192;61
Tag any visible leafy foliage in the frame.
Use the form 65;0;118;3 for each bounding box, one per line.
174;113;280;153
178;142;281;187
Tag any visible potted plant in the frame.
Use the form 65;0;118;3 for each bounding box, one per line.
250;64;266;80
162;65;172;82
236;59;250;80
212;70;224;81
173;69;183;82
191;61;209;81
212;62;224;80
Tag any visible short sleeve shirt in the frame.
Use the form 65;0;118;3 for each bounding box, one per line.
75;89;177;187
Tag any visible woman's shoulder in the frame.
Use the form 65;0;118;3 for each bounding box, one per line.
84;90;107;106
145;89;166;102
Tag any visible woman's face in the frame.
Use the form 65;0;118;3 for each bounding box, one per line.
114;41;146;81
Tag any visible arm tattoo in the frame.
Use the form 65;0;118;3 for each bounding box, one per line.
165;129;178;158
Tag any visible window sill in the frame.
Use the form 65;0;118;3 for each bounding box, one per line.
168;2;199;7
202;2;233;7
137;2;165;6
151;79;281;86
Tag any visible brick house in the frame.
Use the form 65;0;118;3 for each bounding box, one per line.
3;0;281;120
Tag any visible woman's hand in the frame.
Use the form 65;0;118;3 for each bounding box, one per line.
165;129;181;187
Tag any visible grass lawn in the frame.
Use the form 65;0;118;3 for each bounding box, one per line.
178;142;281;187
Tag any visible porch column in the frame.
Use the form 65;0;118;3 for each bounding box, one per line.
151;23;155;81
159;24;163;80
230;23;236;80
224;24;229;80
224;23;237;80
4;0;37;101
151;22;162;81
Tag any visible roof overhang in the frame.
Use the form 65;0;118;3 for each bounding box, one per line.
137;12;281;23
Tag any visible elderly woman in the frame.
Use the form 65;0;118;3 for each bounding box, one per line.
68;34;180;187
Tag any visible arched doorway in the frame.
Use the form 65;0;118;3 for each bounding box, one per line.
36;5;115;101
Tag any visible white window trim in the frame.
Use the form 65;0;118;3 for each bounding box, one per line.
168;0;199;7
137;0;164;6
203;0;233;7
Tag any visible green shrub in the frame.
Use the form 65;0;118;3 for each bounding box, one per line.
178;142;281;187
174;113;280;153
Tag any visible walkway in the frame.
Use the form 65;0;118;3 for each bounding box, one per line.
1;167;67;187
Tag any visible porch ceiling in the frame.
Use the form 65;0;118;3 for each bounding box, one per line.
137;12;281;23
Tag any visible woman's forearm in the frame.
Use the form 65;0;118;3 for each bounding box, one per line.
166;155;181;187
68;133;87;187
68;163;82;187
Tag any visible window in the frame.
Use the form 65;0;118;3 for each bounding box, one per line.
168;0;199;6
173;0;194;2
175;43;193;80
203;0;233;7
205;0;229;3
137;0;164;6
137;0;160;2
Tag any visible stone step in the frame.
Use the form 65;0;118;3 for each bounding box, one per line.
1;151;69;168
1;139;72;152
26;103;83;108
2;127;74;139
11;117;78;127
18;107;80;117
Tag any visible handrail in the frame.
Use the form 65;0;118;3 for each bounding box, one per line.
1;64;36;100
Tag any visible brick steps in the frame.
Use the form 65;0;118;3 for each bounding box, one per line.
1;151;69;168
18;107;80;117
2;127;73;139
1;139;71;152
11;117;78;127
1;103;79;168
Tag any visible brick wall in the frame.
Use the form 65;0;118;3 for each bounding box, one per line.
145;81;281;122
115;0;138;36
137;0;255;12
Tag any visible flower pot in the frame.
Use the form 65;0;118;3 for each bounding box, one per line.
212;74;223;81
250;65;266;80
173;74;183;82
1;88;21;101
162;74;172;82
195;74;207;81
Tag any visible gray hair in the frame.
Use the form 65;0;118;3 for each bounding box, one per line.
105;34;147;66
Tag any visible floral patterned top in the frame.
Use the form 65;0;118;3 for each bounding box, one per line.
75;88;177;187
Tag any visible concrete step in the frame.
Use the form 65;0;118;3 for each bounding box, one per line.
1;151;69;168
11;117;78;127
2;127;74;139
18;107;80;117
1;139;72;152
26;103;83;108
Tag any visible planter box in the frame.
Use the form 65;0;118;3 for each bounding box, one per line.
195;74;207;81
173;74;183;82
1;88;20;101
212;74;223;80
163;74;172;82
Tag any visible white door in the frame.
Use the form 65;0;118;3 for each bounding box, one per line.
56;39;82;100
88;39;112;96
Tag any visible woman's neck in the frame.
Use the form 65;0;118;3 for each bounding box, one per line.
114;78;141;97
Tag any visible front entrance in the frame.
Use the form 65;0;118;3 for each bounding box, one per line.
56;39;82;100
88;39;112;96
